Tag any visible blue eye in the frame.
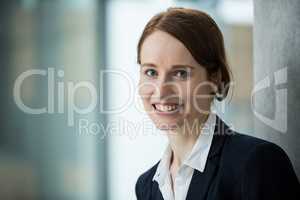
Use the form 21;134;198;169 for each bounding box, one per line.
145;69;157;77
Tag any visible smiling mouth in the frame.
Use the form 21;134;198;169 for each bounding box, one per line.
152;103;183;114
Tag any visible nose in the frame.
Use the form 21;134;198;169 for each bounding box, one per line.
153;77;176;101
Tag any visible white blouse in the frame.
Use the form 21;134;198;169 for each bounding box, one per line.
152;112;216;200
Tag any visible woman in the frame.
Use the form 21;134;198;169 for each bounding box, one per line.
135;7;299;200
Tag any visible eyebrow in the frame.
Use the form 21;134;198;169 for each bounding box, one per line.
141;63;195;70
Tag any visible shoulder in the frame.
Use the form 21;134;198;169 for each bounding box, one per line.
228;133;294;172
223;132;298;182
135;160;160;198
223;132;287;162
136;160;160;185
221;133;299;198
220;132;295;179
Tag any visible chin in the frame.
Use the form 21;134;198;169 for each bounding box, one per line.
154;121;181;131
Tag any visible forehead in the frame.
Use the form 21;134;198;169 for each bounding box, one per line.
140;30;200;67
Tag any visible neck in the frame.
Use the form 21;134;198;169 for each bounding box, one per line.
167;113;210;168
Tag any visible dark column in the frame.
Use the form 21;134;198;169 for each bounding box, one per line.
253;0;300;178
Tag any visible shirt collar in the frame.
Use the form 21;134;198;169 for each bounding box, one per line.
152;144;172;185
183;112;216;172
152;112;216;183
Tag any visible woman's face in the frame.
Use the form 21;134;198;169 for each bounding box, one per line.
138;30;214;131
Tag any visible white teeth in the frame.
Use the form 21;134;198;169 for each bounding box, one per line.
155;104;179;112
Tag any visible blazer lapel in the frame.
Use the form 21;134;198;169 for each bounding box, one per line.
151;181;164;200
186;115;229;200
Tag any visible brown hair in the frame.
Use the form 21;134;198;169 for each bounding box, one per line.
137;7;232;101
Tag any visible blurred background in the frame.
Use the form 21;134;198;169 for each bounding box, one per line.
0;0;299;199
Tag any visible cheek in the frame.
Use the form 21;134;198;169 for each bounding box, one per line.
138;80;153;101
185;81;213;112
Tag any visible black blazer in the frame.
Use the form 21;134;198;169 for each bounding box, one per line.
135;115;300;200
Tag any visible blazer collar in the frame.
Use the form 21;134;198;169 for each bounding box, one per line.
152;111;217;186
151;114;231;200
208;114;230;159
186;114;230;200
